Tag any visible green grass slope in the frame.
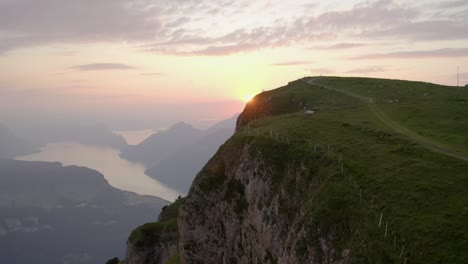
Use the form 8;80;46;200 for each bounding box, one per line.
127;197;184;263
234;76;468;263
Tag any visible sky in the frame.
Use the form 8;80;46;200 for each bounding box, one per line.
0;0;467;130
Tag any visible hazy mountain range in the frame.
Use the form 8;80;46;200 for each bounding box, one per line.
121;115;238;193
0;159;167;264
5;122;127;150
120;122;204;167
0;123;40;159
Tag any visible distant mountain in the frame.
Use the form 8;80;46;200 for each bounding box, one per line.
146;127;234;193
12;123;127;149
0;123;39;158
144;114;238;193
205;114;238;132
120;122;204;167
0;159;167;264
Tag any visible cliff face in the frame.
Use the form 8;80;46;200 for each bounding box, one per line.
178;137;352;264
124;198;184;264
125;237;177;264
122;77;468;263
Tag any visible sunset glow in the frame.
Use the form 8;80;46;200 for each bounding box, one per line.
0;0;467;129
244;94;254;103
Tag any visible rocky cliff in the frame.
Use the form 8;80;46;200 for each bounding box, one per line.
122;77;468;263
178;138;353;264
124;198;184;264
124;223;177;264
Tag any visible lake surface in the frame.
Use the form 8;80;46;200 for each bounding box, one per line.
16;142;181;202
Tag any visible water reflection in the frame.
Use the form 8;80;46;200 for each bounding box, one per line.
16;142;181;201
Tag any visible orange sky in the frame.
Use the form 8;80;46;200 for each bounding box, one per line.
0;0;467;129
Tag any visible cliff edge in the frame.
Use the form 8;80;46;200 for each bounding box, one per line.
124;77;468;263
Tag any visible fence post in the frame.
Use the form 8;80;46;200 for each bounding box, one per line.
385;221;388;237
400;245;405;259
379;212;383;228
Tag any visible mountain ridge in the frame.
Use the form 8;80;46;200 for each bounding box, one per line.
122;76;468;263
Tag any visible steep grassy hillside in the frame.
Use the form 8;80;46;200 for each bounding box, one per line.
179;77;467;263
124;197;183;264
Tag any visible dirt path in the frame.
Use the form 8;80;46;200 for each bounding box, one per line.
307;78;468;162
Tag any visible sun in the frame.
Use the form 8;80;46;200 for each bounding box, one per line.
244;94;254;103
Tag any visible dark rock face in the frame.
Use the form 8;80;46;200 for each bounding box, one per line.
177;143;351;264
124;237;177;264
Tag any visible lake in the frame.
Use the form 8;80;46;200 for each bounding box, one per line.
16;142;181;202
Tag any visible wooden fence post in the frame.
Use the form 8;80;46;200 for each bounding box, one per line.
385;221;388;237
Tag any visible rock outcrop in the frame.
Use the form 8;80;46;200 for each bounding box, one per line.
121;77;468;263
124;198;184;264
125;234;177;264
177;137;352;264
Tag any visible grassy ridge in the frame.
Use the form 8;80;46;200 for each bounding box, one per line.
128;220;178;250
236;77;468;263
127;197;184;256
313;77;468;157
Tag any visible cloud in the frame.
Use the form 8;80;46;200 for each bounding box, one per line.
436;0;468;9
53;51;77;56
364;20;468;41
314;43;367;50
271;61;313;66
351;48;468;60
69;63;136;71
175;43;262;56
0;0;184;53
141;0;449;56
346;66;387;74
70;79;87;83
0;0;467;56
139;72;162;76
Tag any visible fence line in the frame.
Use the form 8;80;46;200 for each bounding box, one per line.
238;125;414;263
